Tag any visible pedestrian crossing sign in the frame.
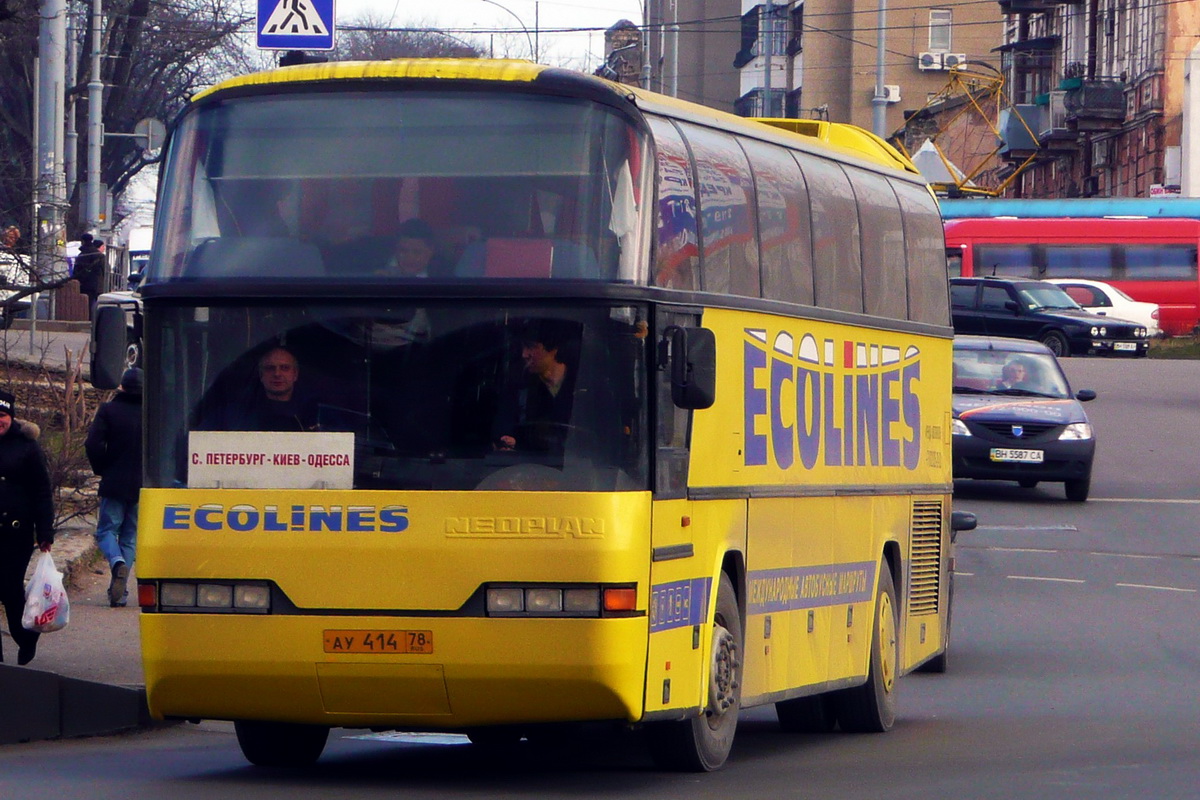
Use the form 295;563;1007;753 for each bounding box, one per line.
257;0;336;51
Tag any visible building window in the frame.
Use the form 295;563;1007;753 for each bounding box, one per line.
735;88;786;118
787;5;803;56
785;88;802;118
735;4;790;68
929;9;952;52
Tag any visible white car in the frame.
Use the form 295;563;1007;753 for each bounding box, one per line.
0;252;33;329
1045;278;1161;337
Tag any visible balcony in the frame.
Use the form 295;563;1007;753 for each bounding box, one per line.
997;0;1058;14
1063;79;1126;131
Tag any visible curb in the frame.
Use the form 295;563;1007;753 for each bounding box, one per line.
0;664;152;745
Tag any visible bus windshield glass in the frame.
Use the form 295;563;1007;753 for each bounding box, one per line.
146;302;650;492
152;91;650;283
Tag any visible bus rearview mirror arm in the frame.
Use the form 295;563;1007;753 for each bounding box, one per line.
659;325;716;410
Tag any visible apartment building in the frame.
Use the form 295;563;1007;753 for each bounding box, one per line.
642;0;1002;137
994;0;1196;198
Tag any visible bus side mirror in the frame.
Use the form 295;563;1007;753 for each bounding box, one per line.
91;305;127;389
665;326;716;410
950;509;977;543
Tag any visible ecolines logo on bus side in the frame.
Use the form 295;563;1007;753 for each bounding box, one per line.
161;504;409;533
743;328;921;471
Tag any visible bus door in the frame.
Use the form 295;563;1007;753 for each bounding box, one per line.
644;308;710;717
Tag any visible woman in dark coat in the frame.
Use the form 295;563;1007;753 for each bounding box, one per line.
0;389;55;665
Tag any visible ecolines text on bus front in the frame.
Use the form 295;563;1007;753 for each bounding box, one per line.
162;503;410;533
743;328;921;471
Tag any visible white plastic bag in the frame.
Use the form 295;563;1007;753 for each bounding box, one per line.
22;551;70;633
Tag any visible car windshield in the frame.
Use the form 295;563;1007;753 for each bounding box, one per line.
1016;284;1081;312
952;348;1072;398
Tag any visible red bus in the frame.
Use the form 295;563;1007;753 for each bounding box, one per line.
944;216;1200;336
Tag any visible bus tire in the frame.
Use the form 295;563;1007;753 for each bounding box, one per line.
832;565;898;733
647;572;742;771
234;720;329;767
775;693;837;733
1040;330;1069;357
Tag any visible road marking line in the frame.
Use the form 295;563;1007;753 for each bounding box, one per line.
978;525;1078;531
1089;498;1200;505
1116;583;1196;594
955;571;975;576
988;547;1056;554
1091;552;1162;560
1007;575;1085;584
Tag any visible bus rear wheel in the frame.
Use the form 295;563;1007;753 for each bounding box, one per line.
234;720;329;767
831;565;898;733
648;572;742;771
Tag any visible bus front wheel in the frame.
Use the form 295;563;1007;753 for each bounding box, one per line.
647;572;743;771
831;565;898;732
234;720;329;767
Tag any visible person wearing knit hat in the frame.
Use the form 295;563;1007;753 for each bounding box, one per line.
0;388;55;665
85;369;143;607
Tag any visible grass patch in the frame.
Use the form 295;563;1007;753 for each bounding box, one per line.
1149;335;1200;359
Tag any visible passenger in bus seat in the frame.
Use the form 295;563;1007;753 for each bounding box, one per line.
493;320;580;454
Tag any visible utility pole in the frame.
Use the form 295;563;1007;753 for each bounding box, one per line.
88;0;105;230
36;0;67;276
762;0;773;117
872;0;888;137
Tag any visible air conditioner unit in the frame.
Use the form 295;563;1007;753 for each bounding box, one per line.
882;85;901;103
1092;138;1112;168
917;52;944;71
943;53;968;69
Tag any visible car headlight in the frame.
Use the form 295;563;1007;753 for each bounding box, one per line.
1090;326;1098;336
1058;422;1093;441
952;418;971;437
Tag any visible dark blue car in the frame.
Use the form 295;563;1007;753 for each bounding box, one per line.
952;336;1097;501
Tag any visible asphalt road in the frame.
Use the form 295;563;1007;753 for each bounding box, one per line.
1;356;1198;799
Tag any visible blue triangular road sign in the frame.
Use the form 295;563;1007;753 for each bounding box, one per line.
258;0;336;51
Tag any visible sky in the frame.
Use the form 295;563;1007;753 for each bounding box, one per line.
333;0;645;74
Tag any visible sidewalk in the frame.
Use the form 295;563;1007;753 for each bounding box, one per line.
0;522;150;745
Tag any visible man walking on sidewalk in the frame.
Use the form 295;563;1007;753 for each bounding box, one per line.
85;368;143;606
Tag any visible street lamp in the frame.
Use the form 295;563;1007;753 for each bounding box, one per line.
478;0;535;60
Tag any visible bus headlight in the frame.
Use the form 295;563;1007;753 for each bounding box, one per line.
151;580;272;613
485;584;625;617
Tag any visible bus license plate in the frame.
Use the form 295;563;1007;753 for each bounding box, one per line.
990;448;1043;463
323;629;434;654
1114;342;1137;351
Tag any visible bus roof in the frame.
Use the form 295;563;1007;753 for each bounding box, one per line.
193;59;923;177
940;197;1200;220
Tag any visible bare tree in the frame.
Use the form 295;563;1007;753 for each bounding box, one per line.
0;0;255;241
332;13;484;61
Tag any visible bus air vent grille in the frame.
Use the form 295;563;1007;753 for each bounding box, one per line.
909;500;943;616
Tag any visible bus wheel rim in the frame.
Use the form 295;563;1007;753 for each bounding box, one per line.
878;591;896;693
707;623;740;721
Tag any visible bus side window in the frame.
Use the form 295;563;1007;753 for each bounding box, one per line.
849;166;907;320
647;116;700;291
893;180;950;325
675;122;761;298
803;157;863;314
742;138;815;306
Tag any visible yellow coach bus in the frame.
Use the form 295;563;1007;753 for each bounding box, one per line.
92;59;964;771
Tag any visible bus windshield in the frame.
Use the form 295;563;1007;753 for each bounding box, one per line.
147;301;650;492
152;91;650;284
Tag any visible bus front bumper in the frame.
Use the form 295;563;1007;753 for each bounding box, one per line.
141;614;649;729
